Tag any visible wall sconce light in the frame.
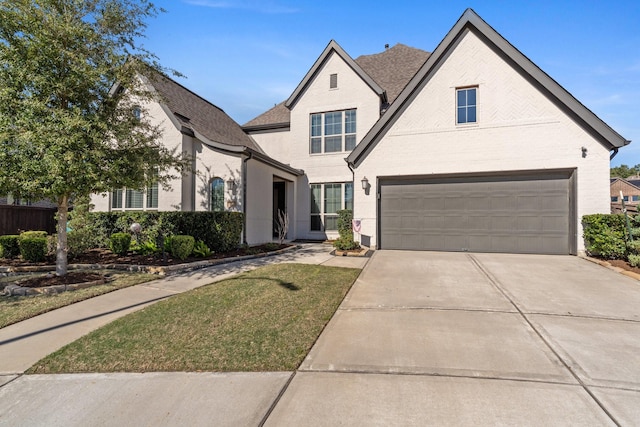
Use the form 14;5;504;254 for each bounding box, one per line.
581;146;588;158
226;178;236;191
361;176;369;190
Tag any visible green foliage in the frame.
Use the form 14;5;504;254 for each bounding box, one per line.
192;240;212;258
109;233;132;256
170;235;195;260
263;242;280;251
87;212;243;253
19;237;47;262
20;231;48;240
582;214;627;259
629;254;640;268
334;209;360;251
0;0;189;275
627;240;640;256
0;235;20;259
611;164;640;178
132;240;159;256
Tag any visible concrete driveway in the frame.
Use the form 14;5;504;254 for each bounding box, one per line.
267;251;640;426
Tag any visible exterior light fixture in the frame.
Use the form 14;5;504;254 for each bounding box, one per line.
226;178;235;190
361;176;369;190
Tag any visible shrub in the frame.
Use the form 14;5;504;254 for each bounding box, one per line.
87;211;243;253
19;237;47;262
192;240;212;257
582;214;627;259
627;240;640;256
20;230;48;240
0;235;21;259
109;233;132;256
263;242;280;251
334;209;360;251
67;229;95;259
132;240;159;256
170;235;195;260
629;254;640;268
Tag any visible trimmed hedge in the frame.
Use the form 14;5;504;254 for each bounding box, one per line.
582;214;628;259
0;235;21;259
19;237;47;262
109;233;132;256
170;235;195;260
87;211;243;253
334;209;359;251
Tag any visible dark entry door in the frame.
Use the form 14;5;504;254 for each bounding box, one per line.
273;182;286;238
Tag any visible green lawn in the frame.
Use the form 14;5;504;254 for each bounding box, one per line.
0;272;158;329
28;263;360;374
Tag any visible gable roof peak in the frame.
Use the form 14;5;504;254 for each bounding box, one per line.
284;39;385;109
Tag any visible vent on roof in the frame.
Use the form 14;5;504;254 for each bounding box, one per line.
330;73;338;89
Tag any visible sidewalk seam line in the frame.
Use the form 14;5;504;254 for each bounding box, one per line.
258;371;296;427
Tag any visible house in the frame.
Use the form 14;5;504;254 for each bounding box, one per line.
610;177;640;213
610;178;640;205
92;8;629;255
91;72;304;245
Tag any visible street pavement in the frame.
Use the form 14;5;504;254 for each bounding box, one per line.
1;249;640;426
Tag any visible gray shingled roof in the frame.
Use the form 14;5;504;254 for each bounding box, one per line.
243;43;430;128
355;43;430;105
146;72;261;150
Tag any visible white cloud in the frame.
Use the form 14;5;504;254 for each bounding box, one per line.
182;0;299;14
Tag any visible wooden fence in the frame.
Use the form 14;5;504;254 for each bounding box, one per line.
0;205;57;235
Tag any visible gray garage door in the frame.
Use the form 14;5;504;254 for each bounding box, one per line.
379;172;573;254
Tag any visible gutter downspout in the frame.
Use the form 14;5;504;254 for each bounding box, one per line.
610;148;619;161
242;151;253;245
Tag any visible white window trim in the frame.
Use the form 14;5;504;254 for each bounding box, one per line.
111;185;158;211
310;182;354;232
455;86;478;126
309;109;357;155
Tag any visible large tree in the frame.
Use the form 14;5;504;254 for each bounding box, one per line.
611;164;640;179
0;0;187;275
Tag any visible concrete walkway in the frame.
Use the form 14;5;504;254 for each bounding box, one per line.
1;249;640;426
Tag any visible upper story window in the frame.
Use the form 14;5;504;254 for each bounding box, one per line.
310;109;356;154
330;73;338;89
456;87;477;124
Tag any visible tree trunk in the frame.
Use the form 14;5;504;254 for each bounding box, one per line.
56;195;69;276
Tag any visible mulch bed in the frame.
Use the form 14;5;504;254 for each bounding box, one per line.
607;259;640;275
2;243;290;289
16;272;105;288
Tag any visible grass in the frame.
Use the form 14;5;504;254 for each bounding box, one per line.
0;271;158;329
27;263;360;374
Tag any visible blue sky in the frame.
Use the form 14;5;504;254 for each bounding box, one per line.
143;0;639;167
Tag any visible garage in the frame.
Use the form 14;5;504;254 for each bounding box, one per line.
379;171;575;254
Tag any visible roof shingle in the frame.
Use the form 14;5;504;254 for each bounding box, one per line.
146;72;261;150
243;43;430;128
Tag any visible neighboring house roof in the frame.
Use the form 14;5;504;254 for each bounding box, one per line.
347;8;631;167
243;42;430;130
142;72;303;177
626;179;640;189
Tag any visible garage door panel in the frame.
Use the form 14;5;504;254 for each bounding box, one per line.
379;173;571;254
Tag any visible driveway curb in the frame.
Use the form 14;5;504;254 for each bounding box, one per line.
580;255;640;281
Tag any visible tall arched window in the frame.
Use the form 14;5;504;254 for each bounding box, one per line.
211;178;225;212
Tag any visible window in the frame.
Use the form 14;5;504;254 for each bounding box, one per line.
111;171;158;211
111;189;123;209
330;73;338;89
211;177;225;212
125;189;144;209
456;87;477;124
611;196;619;202
623;196;630;202
310;182;354;231
133;105;141;121
310;109;356;154
633;195;640;202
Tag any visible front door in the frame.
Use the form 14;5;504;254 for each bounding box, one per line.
273;182;286;238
